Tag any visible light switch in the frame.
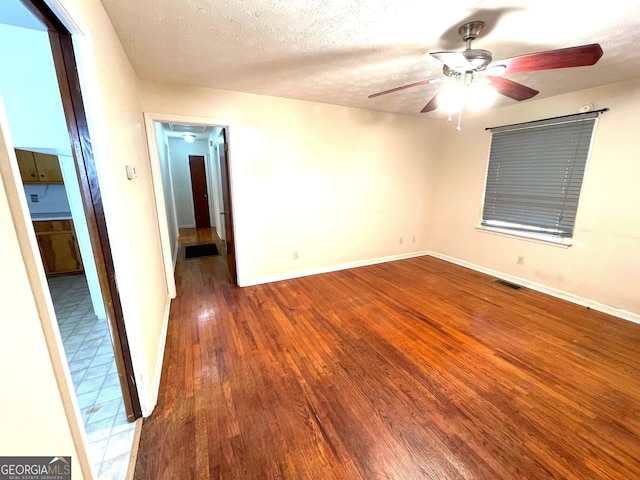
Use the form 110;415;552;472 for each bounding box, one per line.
125;165;138;180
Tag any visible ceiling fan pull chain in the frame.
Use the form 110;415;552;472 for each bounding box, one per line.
456;110;463;131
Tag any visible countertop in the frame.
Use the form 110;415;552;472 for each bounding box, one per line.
31;211;73;221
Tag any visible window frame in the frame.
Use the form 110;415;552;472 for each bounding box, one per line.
478;112;603;245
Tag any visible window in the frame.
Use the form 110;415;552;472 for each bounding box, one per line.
481;111;602;241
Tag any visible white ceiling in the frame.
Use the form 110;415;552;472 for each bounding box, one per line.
100;0;640;117
162;123;214;141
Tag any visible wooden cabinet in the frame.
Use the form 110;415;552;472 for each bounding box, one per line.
33;220;83;275
16;149;63;184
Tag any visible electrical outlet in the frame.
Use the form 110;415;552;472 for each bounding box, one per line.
412;236;416;243
30;194;39;203
293;251;299;260
517;256;525;265
399;237;403;245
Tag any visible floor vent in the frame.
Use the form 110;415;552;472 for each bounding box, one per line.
494;279;522;290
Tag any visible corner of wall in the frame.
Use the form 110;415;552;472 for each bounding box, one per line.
428;250;640;325
143;294;172;416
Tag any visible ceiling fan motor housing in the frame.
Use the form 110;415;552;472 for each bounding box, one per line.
458;21;485;42
442;48;493;77
463;49;493;71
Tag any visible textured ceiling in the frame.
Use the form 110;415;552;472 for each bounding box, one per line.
100;0;640;117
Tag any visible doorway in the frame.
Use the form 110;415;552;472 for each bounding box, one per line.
144;115;238;286
0;0;140;477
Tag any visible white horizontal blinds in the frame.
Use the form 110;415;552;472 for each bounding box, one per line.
482;116;596;238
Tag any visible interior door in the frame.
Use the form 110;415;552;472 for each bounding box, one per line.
219;129;237;284
188;155;211;228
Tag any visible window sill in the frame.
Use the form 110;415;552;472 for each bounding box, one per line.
476;225;572;248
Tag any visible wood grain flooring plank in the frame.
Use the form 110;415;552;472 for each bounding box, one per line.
135;228;640;480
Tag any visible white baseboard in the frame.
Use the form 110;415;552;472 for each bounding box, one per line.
146;295;172;416
240;250;431;287
428;251;640;325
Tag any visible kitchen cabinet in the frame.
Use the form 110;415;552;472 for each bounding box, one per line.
33;219;83;275
15;149;63;184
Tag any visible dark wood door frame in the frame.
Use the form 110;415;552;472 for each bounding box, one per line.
24;0;142;419
188;155;211;228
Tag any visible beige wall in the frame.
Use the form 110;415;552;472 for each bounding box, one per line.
139;81;443;285
430;78;640;318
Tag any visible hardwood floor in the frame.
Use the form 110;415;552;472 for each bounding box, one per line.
135;231;640;479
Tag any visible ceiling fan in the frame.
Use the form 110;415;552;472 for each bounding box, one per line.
369;21;603;113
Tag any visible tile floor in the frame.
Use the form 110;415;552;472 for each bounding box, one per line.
48;273;136;480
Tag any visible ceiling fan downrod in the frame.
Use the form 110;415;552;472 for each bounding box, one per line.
459;21;485;49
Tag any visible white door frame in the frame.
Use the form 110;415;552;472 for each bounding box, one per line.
206;127;223;235
143;112;237;292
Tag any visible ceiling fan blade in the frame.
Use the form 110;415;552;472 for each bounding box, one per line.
488;76;539;101
421;91;440;113
492;43;603;75
430;51;472;71
368;78;442;98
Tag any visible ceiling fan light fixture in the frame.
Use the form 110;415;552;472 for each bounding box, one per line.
467;83;498;111
438;82;466;113
183;133;196;143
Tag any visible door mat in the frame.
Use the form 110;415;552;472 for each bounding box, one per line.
185;243;220;259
